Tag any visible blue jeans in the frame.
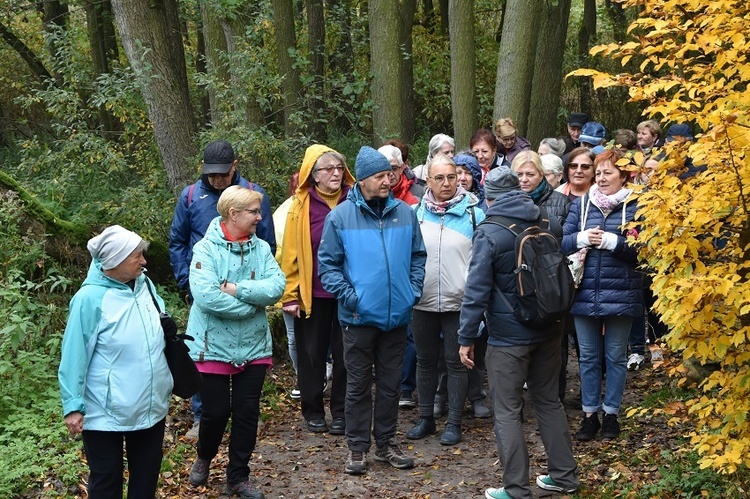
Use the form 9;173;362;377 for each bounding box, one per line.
283;310;298;374
574;315;632;415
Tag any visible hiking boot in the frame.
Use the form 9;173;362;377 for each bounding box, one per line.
536;474;578;493
374;439;414;469
399;390;416;409
484;487;513;499
306;418;328;433
226;480;265;499
601;413;620;439
471;399;492;418
576;413;600;441
627;353;645;371
433;394;446;418
344;450;367;475
439;423;461;446
189;457;210;486
406;417;436;440
185;421;200;441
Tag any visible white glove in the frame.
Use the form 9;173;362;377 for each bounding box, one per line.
597;232;618;251
577;231;591;248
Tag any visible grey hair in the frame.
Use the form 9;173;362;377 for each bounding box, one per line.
426;134;455;164
539;137;566;157
377;144;402;166
540;153;564;176
426;152;456;178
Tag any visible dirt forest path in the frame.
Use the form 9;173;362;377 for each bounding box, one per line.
167;352;669;499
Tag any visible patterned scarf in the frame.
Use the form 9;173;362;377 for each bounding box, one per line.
589;185;632;217
423;185;468;215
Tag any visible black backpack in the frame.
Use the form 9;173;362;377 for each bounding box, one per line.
481;209;575;328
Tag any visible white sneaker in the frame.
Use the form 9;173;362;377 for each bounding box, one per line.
326;361;333;381
627;353;645;371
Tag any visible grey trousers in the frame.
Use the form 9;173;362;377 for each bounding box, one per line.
342;324;407;452
486;335;579;499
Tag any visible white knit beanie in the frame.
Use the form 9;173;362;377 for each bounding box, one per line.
87;225;143;270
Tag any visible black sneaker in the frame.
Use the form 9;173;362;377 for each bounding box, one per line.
189;457;210;486
601;413;620;439
345;450;368;475
399;390;416;409
576;413;601;441
226;480;265;499
374;439;414;469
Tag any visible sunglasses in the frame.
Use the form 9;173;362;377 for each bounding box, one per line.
568;163;593;171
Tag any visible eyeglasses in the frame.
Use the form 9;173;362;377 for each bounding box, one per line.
243;208;261;216
500;135;516;144
568;163;593;171
314;165;345;174
430;174;458;184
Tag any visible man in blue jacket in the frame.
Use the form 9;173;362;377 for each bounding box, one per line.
168;139;275;439
318;146;426;476
458;166;578;499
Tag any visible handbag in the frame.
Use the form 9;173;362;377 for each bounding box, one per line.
146;280;202;399
567;195;591;288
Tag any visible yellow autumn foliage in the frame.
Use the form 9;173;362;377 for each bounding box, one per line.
570;0;750;474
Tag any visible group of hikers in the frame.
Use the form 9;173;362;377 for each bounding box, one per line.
58;112;687;498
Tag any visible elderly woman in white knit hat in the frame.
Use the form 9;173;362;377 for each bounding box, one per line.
59;225;173;498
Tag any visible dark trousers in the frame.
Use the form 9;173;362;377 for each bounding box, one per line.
82;418;165;499
400;326;417;392
486;337;578;498
197;365;266;485
295;297;346;421
342;324;406;452
412;310;468;425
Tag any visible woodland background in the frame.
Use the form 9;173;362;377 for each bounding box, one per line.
1;0;749;496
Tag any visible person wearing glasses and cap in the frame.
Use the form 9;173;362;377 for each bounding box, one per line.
169;140;276;441
280;145;355;436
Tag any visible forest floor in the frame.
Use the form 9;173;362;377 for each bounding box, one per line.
154;344;685;499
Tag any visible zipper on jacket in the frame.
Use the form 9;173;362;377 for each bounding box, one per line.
378;215;393;329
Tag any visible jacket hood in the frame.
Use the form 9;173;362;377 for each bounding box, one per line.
485;190;540;221
296;144;355;199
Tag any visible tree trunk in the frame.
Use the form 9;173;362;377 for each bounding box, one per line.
369;0;403;143
578;0;597;118
605;0;628;43
220;14;265;127
110;0;197;192
328;0;355;131
306;0;326;140
200;1;228;124
39;0;69;85
272;0;303;136
449;0;476;150
493;0;541;135
526;0;572;147
0;22;53;82
399;0;417;143
437;0;449;35
83;0;122;139
194;1;211;127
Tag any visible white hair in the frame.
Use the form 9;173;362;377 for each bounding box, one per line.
377;144;402;166
426;134;455;163
540;153;564;176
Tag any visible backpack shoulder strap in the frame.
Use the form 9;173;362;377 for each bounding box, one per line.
480;215;522;236
186;182;197;207
469;206;476;231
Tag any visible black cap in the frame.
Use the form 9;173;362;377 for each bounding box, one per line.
202;140;236;174
568;113;589;128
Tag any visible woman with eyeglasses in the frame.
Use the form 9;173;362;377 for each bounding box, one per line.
562;149;643;442
406;153;486;446
186;185;286;499
494;117;531;165
280;145;356;436
557;146;596;201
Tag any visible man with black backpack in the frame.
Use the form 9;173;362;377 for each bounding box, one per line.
457;166;578;499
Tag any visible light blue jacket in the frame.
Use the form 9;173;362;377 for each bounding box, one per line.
414;190;485;312
58;261;172;431
318;185;427;330
186;217;286;365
